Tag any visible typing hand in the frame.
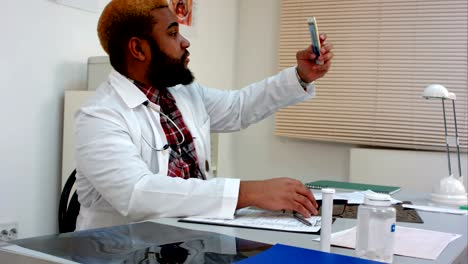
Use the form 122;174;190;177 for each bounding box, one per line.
237;178;318;218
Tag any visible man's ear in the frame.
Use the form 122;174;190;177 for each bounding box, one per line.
128;37;148;61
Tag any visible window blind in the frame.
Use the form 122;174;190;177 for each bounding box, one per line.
275;0;468;152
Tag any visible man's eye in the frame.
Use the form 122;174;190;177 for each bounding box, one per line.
169;31;178;37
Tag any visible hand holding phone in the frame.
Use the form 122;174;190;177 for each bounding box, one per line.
307;17;322;65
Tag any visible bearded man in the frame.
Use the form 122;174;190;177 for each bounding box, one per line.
74;0;333;230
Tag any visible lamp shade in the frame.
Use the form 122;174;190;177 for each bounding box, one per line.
423;84;456;100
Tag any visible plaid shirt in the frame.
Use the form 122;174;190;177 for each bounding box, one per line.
135;82;204;180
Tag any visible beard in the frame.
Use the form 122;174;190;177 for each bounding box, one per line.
146;38;194;89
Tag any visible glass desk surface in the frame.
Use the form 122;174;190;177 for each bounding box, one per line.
10;221;272;264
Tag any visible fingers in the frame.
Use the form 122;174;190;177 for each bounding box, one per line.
317;43;334;62
317;54;333;68
290;180;318;216
319;33;327;43
319;51;334;63
249;178;320;218
296;46;317;60
320;43;333;56
292;203;310;218
297;42;333;64
295;189;319;215
296;185;319;209
293;193;317;217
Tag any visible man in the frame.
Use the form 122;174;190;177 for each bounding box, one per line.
74;0;334;230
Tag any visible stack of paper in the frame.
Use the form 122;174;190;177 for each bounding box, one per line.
317;226;461;260
402;204;468;215
181;208;321;233
313;190;401;204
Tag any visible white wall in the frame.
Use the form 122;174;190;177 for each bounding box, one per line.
0;0;239;238
0;0;106;239
350;148;468;193
232;0;353;183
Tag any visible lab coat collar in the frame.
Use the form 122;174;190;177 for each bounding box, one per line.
109;70;148;109
109;69;185;109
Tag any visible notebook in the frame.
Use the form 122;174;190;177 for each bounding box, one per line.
235;244;385;264
305;180;400;194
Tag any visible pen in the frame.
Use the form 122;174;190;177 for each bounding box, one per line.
293;212;312;226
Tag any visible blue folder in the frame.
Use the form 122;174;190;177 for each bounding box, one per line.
236;244;384;264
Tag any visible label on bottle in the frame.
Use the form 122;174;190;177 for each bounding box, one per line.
391;224;396;232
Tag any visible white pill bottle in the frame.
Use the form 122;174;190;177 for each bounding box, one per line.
355;192;396;263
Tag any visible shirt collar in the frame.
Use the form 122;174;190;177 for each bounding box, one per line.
132;80;176;105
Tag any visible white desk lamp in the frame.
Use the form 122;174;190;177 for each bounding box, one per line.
423;84;467;205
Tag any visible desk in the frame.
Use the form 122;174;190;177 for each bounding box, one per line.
153;190;468;264
1;190;467;263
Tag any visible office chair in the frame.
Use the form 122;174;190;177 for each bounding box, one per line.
58;169;80;233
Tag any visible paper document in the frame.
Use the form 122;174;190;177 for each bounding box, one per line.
313;190;401;204
402;204;468;215
180;208;321;233
315;226;461;260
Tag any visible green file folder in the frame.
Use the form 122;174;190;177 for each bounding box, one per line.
306;180;401;194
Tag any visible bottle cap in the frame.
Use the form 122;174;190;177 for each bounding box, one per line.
322;188;335;194
364;192;392;206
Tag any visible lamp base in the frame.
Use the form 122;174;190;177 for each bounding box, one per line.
431;175;468;206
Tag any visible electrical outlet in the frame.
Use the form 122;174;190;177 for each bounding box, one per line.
0;222;18;241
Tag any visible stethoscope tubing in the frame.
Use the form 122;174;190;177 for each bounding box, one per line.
141;101;185;151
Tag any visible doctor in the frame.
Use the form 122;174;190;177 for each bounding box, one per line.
74;0;334;230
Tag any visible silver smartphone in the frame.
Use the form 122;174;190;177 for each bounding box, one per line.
307;17;322;65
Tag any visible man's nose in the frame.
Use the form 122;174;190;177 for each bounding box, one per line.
181;36;190;49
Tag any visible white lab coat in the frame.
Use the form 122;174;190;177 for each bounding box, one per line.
74;67;315;230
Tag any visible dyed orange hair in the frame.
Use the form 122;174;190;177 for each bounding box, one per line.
97;0;168;74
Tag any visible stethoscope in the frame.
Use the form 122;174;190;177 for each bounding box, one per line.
141;100;185;154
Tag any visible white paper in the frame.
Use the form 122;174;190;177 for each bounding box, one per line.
313;190;401;204
182;208;321;233
314;226;462;260
402;204;468;215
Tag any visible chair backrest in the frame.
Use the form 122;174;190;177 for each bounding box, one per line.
58;169;80;233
